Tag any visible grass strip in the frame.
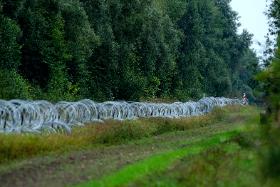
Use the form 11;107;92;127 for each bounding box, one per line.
76;130;241;187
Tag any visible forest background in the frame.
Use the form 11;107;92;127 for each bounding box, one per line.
0;0;260;102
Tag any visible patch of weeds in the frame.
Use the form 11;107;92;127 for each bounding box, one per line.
95;120;156;144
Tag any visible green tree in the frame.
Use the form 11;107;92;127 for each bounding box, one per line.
60;0;98;98
0;70;31;99
0;0;260;101
1;0;98;101
0;13;21;69
0;6;31;99
81;0;120;100
259;36;280;122
257;1;280;181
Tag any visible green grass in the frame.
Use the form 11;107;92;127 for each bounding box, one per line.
0;106;247;164
129;141;261;187
125;111;269;187
0;106;262;187
75;106;261;187
76;130;241;187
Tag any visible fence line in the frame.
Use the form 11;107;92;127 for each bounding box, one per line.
0;97;241;133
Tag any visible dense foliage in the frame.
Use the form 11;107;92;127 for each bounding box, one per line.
259;0;280;121
0;0;259;101
257;0;280;182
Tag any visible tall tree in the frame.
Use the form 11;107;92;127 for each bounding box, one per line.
0;0;260;101
0;3;31;99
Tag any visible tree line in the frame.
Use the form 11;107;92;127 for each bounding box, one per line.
0;0;259;102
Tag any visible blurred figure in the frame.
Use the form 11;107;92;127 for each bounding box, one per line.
242;93;248;105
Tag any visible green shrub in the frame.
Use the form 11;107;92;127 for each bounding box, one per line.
0;70;32;100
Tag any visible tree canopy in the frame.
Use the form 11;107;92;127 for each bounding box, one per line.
0;0;259;101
